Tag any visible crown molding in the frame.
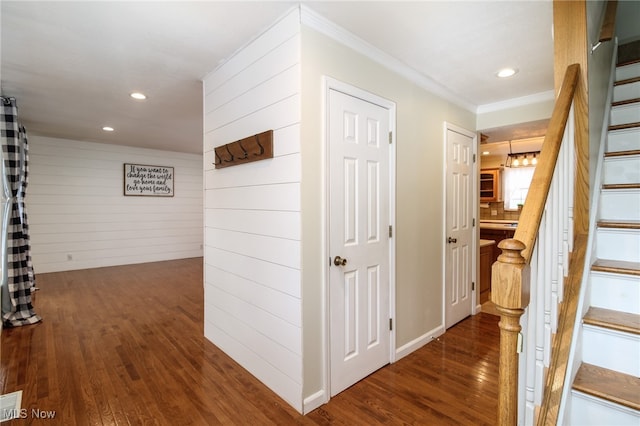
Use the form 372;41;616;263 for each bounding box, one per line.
299;5;477;113
476;90;555;115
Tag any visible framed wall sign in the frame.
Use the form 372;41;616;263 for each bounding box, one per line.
124;163;174;197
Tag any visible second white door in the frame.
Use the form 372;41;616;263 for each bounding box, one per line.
445;125;475;328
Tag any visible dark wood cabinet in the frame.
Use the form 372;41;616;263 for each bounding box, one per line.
480;228;515;265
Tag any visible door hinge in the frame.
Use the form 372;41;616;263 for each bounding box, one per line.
473;153;476;163
472;281;475;291
389;131;393;144
473;218;475;227
389;225;393;238
389;318;393;331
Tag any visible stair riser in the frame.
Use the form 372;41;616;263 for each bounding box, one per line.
582;325;640;376
610;103;640;126
590;272;640;315
596;229;640;263
599;190;640;221
616;62;640;81
608;127;640;152
603;155;640;185
570;391;640;425
614;81;640;103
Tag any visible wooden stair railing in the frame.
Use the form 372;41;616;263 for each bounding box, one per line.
491;63;580;426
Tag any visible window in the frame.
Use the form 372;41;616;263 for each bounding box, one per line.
503;166;535;209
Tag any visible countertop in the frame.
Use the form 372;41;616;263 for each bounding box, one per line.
480;220;518;231
480;239;496;248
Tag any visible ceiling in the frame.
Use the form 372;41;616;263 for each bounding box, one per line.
1;1;554;155
479;118;548;157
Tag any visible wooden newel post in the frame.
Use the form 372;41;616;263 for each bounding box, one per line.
491;238;531;426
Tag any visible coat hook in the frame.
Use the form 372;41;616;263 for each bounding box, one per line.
214;151;222;166
224;145;234;162
237;141;249;159
254;135;264;156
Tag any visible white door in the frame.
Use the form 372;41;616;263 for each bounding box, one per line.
445;125;475;328
329;89;390;396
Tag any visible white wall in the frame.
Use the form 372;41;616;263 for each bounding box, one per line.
27;136;203;273
300;18;476;404
617;0;640;44
202;8;303;412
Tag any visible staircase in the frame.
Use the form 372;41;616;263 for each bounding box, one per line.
566;56;640;424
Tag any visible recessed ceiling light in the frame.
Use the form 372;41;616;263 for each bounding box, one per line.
482;151;490;155
102;126;114;132
497;68;518;78
130;92;147;100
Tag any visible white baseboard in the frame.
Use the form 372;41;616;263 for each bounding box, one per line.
395;324;446;361
303;389;327;414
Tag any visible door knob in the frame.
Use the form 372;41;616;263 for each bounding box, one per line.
447;237;457;244
333;256;348;266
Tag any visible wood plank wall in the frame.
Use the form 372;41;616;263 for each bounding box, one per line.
27;136;203;273
202;8;303;412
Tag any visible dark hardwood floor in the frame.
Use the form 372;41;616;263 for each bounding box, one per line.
1;258;499;425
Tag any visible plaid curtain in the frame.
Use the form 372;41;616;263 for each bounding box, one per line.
1;98;41;327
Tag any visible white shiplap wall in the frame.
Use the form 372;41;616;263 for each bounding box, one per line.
202;8;303;412
27;136;203;273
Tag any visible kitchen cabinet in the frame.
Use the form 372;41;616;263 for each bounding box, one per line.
479;240;495;304
480;228;515;265
480;168;501;202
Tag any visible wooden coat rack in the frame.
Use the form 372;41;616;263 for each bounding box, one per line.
214;130;273;169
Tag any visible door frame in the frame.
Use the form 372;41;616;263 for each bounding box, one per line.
322;76;397;401
442;122;480;329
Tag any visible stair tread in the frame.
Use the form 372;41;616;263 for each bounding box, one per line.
612;97;640;107
584;307;640;335
602;183;640;190
592;259;640;276
617;57;640;67
609;122;640;132
573;363;640;411
597;219;640;229
614;76;640;86
604;148;640;157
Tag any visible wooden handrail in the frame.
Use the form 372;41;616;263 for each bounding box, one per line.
491;63;580;426
512;63;580;262
598;0;618;43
